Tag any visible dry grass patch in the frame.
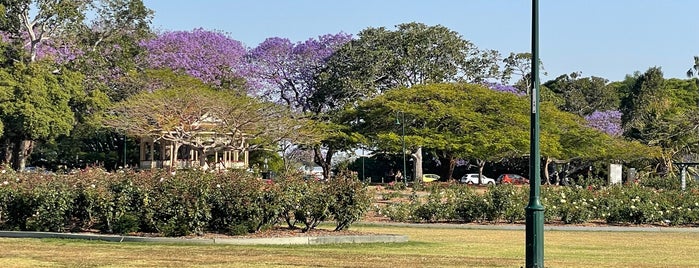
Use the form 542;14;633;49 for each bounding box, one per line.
1;225;699;267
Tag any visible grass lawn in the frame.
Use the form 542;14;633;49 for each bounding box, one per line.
1;225;698;267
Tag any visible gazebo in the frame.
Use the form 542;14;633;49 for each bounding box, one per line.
138;138;248;170
137;113;249;170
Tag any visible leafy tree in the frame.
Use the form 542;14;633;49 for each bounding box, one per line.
246;33;352;179
353;83;529;181
140;28;248;90
315;23;501;180
0;0;89;63
67;0;154;101
104;73;313;169
500;52;546;94
622;67;699;172
688;56;699;77
543;72;619;116
0;0;151;170
0;61;85;170
316;22;500;110
539;102;658;184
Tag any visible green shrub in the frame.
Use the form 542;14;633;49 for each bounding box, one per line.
640;175;682;191
413;187;458;222
112;212;140;234
25;181;76;232
380;202;417;222
327;171;372;230
454;187;487;223
209;172;281;235
294;179;331;232
149;171;212;236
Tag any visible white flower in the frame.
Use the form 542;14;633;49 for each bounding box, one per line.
216;184;221;188
552;206;557;209
695;202;698;207
90;184;95;188
159;177;165;182
2;181;7;185
1;170;5;173
631;205;636;209
592;206;597;210
560;199;567;204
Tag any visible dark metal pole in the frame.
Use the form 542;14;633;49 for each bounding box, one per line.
526;0;544;267
401;112;407;185
362;149;366;182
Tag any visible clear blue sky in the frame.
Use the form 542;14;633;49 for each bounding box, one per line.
143;0;698;82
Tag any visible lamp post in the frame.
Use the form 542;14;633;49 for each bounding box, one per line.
362;148;366;182
395;111;407;185
525;0;544;267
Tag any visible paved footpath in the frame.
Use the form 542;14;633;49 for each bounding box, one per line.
1;222;696;245
356;222;699;233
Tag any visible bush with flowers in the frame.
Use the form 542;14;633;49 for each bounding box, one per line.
0;168;371;236
378;178;699;227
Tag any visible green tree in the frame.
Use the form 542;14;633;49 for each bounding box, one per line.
104;73;313;169
500;52;547;94
315;22;501;180
353;83;529;181
543;72;619;116
0;61;84;170
622;67;699;172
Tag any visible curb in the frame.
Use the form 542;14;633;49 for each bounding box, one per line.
0;230;408;245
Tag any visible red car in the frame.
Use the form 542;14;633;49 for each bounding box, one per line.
497;174;529;184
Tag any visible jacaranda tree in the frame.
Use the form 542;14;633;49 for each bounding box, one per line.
140;28;249;90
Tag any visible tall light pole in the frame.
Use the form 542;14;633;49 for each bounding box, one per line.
526;0;544;267
395;111;407;185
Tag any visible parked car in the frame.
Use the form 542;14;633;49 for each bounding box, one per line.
421;174;441;183
497;174;529;184
459;173;495;185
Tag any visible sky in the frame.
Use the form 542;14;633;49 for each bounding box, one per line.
143;0;698;82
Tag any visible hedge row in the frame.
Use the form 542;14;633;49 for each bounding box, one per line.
0;168;371;236
379;182;699;226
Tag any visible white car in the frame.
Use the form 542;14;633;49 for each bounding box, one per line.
459;173;495;185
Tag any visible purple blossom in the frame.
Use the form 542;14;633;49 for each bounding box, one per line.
247;32;352;111
483;82;526;96
140;28;249;88
584;110;623;136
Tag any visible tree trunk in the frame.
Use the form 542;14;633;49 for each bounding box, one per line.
544;157;552;185
477;159;486;185
170;143;181;171
313;145;335;180
1;138;13;166
412;147;423;184
436;153;456;181
14;139;34;171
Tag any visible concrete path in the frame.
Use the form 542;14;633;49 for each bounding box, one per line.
2;222;696;245
356;222;699;232
0;230;408;245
